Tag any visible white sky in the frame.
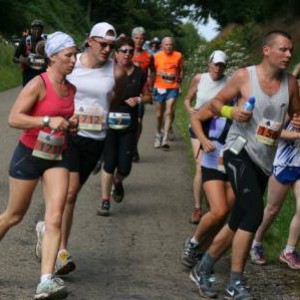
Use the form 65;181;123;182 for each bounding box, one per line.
195;16;219;41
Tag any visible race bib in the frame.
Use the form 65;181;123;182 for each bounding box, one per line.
255;118;281;146
161;72;176;83
28;53;45;70
32;131;64;161
108;112;131;130
76;106;104;131
157;88;167;95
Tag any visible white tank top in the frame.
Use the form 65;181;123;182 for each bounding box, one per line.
67;53;115;140
195;73;228;108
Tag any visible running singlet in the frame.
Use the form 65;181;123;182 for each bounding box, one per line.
67;53;115;140
20;72;75;150
154;51;182;89
133;50;151;72
202;117;231;171
225;65;289;175
195;73;228;109
273;122;300;168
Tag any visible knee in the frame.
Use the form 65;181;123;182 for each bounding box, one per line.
211;208;229;223
7;213;24;227
265;204;281;217
66;188;78;205
45;212;63;230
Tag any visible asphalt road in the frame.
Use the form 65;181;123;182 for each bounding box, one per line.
0;87;299;300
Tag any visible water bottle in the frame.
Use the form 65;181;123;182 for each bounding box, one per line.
243;96;255;111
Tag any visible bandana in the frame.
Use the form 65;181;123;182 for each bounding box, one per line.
45;31;76;57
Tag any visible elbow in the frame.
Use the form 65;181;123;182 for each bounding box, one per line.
8;113;19;128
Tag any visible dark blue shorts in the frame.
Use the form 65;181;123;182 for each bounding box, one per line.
153;88;179;103
9;142;70;180
273;166;300;184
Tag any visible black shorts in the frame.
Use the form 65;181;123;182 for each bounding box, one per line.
9;142;70;180
201;166;228;183
188;125;197;139
66;135;105;184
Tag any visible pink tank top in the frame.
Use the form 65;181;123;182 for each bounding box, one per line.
20;72;75;149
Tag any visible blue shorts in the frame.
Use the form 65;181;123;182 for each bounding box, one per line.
273;165;300;184
153;88;179;103
9;142;70;180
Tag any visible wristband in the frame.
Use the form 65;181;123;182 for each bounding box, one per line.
220;105;233;119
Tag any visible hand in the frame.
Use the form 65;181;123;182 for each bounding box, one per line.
67;115;78;134
291;113;300;130
188;107;198;115
19;55;29;65
200;138;216;153
49;117;71;131
125;97;139;107
231;107;253;123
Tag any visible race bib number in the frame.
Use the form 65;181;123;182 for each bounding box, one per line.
161;72;176;83
108;112;131;130
255;118;281;146
76;106;104;131
32;131;64;161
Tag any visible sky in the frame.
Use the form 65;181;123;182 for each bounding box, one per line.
195;16;219;41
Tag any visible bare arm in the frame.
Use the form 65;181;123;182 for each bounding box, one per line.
184;73;201;115
287;74;300;130
9;77;71;131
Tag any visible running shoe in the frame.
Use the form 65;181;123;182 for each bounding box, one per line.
55;250;76;276
154;133;162;148
279;250;300;270
97;200;110;216
250;244;266;265
181;237;199;269
224;280;254;299
112;182;124;203
35;221;45;261
162;136;170;150
190;208;202;224
35;276;68;299
189;267;217;298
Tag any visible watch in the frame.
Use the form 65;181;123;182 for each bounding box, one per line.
42;115;50;127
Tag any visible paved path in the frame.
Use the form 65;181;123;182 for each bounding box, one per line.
0;88;299;300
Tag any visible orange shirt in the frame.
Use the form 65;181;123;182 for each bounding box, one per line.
133;50;151;72
154;51;182;89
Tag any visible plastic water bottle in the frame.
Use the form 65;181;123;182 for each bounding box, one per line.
243;96;255;111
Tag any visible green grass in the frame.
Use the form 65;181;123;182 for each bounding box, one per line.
0;43;22;91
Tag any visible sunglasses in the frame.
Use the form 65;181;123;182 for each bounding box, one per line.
92;38;115;50
118;48;134;55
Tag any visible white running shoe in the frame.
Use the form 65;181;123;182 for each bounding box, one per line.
35;276;68;299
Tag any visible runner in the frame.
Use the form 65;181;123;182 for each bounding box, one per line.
189;30;300;299
153;36;183;149
13;19;46;86
98;37;152;216
35;22;127;276
184;50;228;224
1;32;77;299
131;27;155;162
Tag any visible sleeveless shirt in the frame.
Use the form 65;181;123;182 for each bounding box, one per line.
225;66;289;175
67;53;115;140
20;72;75;149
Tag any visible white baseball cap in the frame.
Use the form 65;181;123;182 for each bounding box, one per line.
89;22;116;41
209;50;227;64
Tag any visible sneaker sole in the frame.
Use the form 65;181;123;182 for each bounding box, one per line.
112;194;124;203
97;210;110;217
35;287;68;299
279;255;300;270
189;271;217;298
55;261;76;276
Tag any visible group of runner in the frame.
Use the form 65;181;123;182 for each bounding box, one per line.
8;20;183;299
6;18;300;300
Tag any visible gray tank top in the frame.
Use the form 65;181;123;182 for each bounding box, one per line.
225;66;289;175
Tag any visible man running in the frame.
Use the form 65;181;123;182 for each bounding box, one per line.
153;36;183;149
189;30;300;299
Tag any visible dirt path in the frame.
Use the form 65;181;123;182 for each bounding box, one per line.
0;88;299;299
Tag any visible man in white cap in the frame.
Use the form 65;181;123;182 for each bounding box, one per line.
35;22;126;275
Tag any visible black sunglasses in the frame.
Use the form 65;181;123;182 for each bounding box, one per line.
92;38;115;50
118;48;134;55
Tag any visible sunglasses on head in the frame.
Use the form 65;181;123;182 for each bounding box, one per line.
92;38;115;50
118;48;134;55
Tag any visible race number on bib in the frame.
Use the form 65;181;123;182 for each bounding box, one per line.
255;118;281;146
32;131;64;161
76;106;104;131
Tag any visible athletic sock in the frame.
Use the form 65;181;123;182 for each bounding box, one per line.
198;252;215;274
40;274;52;284
284;245;295;254
191;236;199;246
252;239;262;247
230;271;243;284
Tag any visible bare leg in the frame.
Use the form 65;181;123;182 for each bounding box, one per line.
163;98;175;139
155;102;165;134
101;169;114;199
42;167;69;275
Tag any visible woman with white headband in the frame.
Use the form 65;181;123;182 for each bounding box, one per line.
0;31;77;299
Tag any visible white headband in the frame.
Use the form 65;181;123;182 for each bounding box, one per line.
45;31;76;57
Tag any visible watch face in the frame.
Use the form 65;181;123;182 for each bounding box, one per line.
43;116;50;126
